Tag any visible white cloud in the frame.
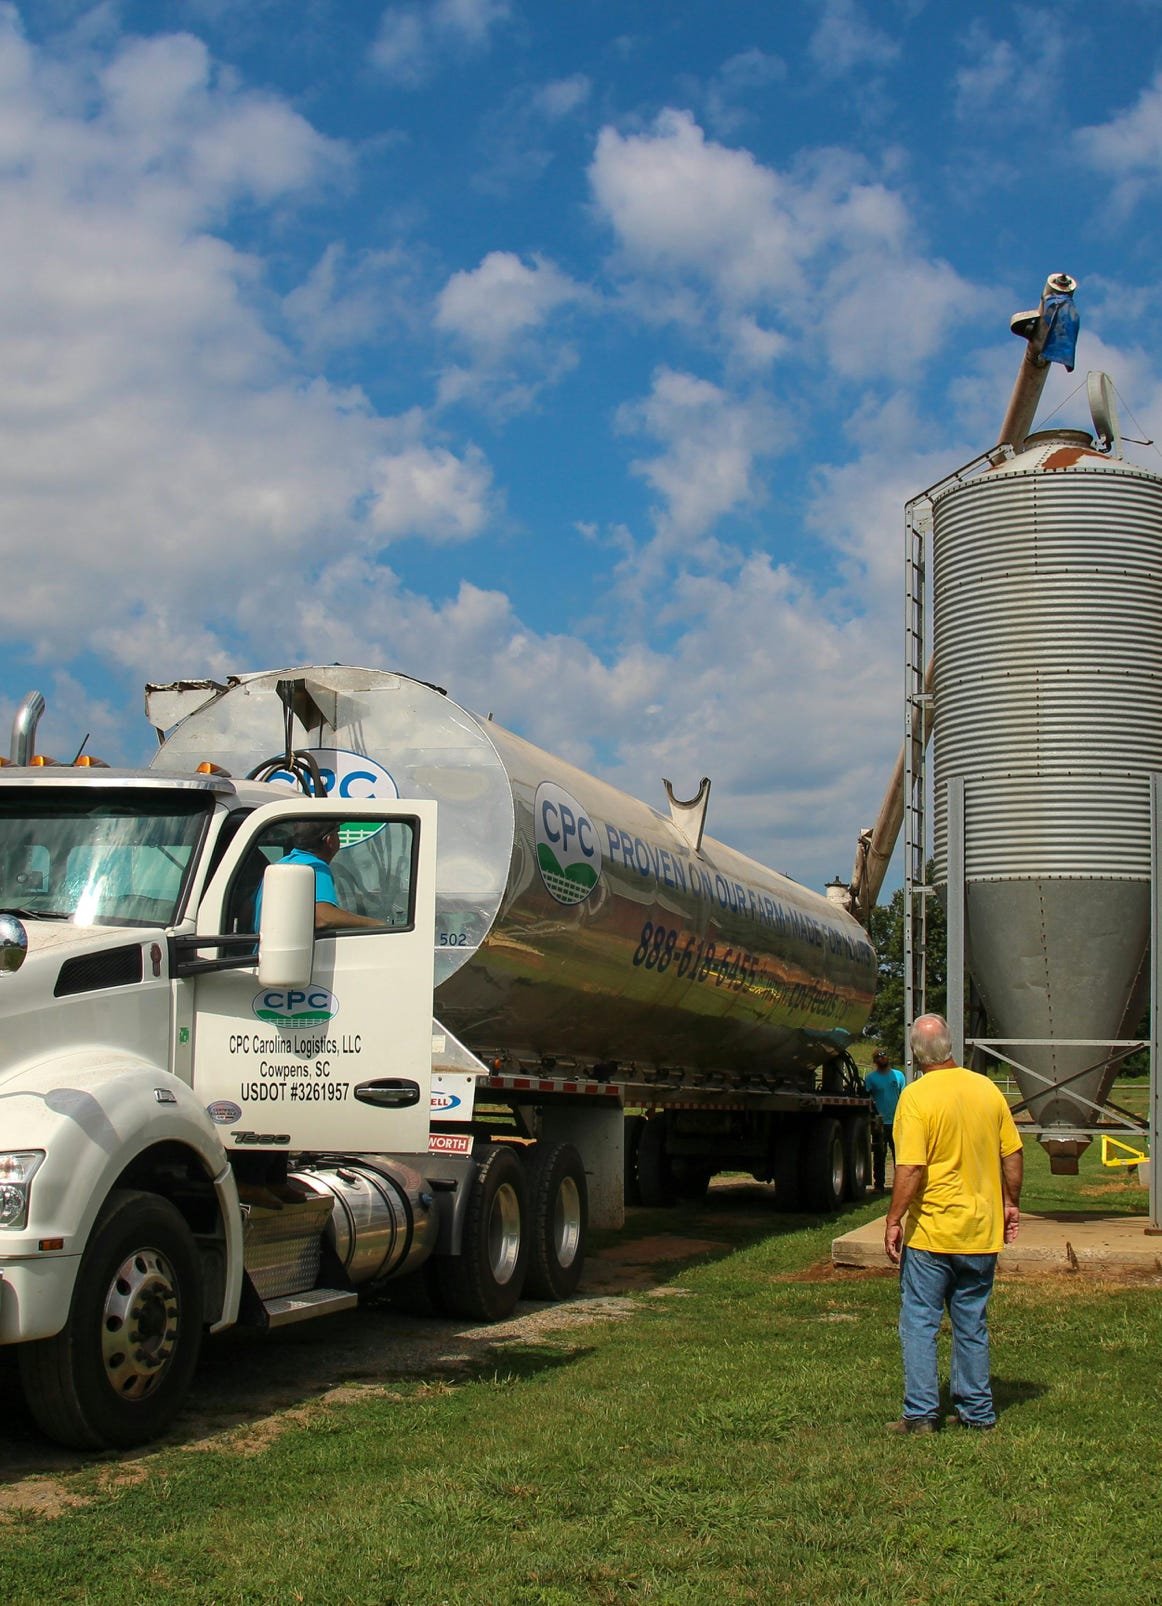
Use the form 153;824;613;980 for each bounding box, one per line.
720;313;788;371
371;0;511;86
472;73;593;196
283;242;424;358
590;110;804;305
809;0;900;79
436;251;586;356
819;254;985;382
366;437;494;543
0;14;494;684
1076;68;1162;206
617;368;779;544
590;110;976;377
703;47;786;137
532;74;591;120
434;251;591;412
953;10;1065;125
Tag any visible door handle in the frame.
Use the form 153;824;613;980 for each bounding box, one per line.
354;1078;422;1109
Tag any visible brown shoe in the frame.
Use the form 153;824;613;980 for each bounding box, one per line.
886;1417;938;1435
945;1414;996;1431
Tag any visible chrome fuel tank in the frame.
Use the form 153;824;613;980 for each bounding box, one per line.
151;667;875;1080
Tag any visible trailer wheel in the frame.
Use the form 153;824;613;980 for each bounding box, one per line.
843;1115;871;1201
524;1144;588;1301
771;1126;802;1211
623;1114;646;1206
17;1190;203;1450
671;1159;712;1202
802;1117;846;1214
433;1145;529;1322
635;1116;675;1208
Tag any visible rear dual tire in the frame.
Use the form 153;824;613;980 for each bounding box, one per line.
524;1143;587;1301
433;1145;529;1322
776;1115;866;1213
433;1140;590;1320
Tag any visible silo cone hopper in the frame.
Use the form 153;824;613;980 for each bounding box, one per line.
964;881;1148;1171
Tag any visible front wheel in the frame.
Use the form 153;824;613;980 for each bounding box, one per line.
433;1145;529;1322
18;1190;204;1450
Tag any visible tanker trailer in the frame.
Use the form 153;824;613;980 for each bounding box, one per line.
931;427;1162;1170
148;666;878;1210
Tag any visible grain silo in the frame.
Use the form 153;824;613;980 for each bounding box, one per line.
929;424;1162;1169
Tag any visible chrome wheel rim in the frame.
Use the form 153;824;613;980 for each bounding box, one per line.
552;1176;582;1269
830;1138;845;1199
100;1248;181;1400
487;1183;522;1286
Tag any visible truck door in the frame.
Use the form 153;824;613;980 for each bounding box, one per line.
188;797;437;1154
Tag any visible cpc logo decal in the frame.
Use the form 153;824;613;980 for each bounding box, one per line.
207;1100;242;1125
252;987;339;1027
431;1091;462;1112
534;782;601;906
266;748;399;847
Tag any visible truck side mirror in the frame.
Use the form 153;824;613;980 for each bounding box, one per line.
257;863;316;988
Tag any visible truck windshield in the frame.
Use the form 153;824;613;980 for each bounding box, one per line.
0;788;211;928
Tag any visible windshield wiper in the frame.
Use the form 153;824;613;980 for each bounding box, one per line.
0;905;72;921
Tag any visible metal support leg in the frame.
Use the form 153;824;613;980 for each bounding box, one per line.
1150;777;1161;1231
947;777;966;1067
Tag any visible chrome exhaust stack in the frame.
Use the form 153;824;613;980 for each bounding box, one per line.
9;691;45;766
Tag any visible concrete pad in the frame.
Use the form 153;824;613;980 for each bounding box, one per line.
832;1211;1162;1277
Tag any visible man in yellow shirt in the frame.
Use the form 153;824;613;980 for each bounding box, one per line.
884;1013;1024;1433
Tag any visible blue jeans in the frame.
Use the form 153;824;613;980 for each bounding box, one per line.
899;1246;998;1425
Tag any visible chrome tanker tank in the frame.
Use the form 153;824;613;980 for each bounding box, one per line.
931;431;1162;1164
150;666;875;1083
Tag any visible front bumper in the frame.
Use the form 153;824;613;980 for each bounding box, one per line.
0;1255;80;1344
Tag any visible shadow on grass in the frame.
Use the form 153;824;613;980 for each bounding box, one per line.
585;1179;883;1297
993;1376;1049;1419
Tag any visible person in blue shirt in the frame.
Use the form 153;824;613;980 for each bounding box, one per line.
255;822;382;931
865;1048;907;1192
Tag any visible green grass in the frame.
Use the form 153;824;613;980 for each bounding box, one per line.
0;1144;1157;1605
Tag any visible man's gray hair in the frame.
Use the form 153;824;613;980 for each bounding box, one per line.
910;1013;953;1067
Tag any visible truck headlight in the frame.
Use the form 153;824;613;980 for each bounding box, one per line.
0;1152;45;1230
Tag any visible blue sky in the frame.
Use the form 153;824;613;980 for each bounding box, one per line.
3;1;1162;893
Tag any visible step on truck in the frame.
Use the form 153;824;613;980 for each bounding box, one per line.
0;668;877;1449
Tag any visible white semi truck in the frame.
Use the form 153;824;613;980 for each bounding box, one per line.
0;666;876;1449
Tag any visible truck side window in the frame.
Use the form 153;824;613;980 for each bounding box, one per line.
229;817;416;934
